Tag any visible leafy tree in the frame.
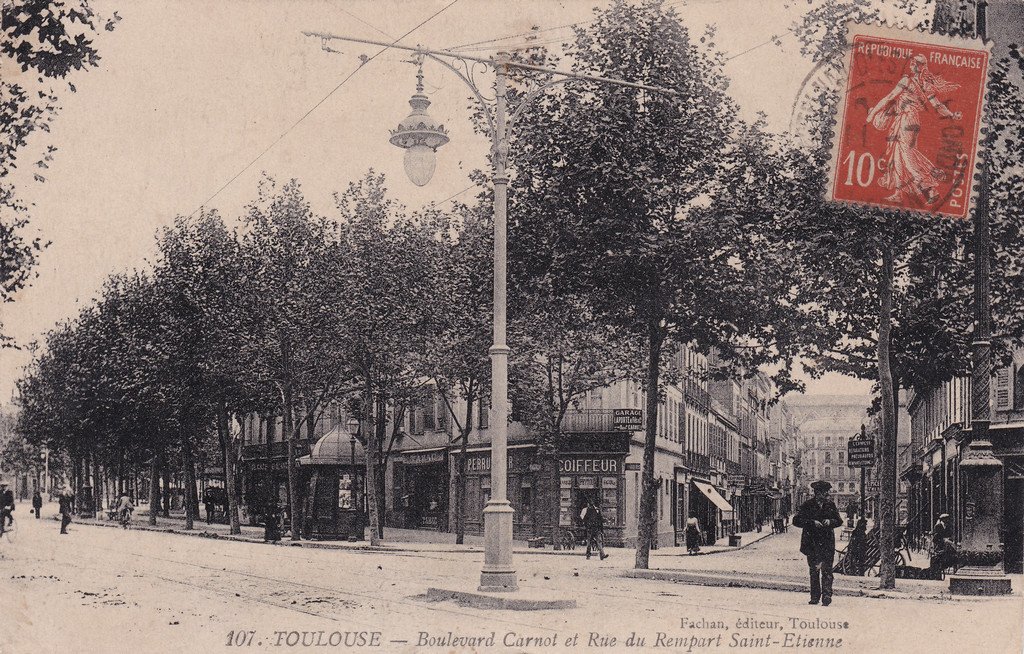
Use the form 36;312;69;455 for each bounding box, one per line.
152;211;253;533
416;203;492;544
330;171;434;546
783;0;1024;588
1;0;119;339
506;0;806;569
238;178;348;541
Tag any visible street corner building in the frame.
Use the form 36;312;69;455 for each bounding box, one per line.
234;344;803;549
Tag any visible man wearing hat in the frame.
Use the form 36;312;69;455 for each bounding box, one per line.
793;480;844;606
930;513;954;576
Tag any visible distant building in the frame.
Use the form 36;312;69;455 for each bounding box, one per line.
787;395;871;514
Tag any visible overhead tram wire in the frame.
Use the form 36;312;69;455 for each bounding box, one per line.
186;0;461;218
447;0;690;52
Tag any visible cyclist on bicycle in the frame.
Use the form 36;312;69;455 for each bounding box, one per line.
1;481;14;533
116;493;135;529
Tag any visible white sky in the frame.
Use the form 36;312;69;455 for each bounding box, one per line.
0;0;886;403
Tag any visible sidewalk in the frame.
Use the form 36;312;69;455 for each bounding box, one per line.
70;505;774;557
631;529;1024;602
626;566;1024;602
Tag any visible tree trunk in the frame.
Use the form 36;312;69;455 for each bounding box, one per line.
877;244;898;589
161;459;171;517
363;379;381;546
148;457;159;526
218;398;241;535
182;432;196;531
635;321;665;570
93;452;101;514
284;382;302;542
455;396;474;545
546;435;560;549
375;394;388;539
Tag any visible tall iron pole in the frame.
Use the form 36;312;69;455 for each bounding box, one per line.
479;52;517;592
970;2;992;447
304;30;676;594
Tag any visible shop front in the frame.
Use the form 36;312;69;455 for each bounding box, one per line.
558;453;627;547
460;445;539;540
241;439;311;529
392;448;448;530
690;479;733;545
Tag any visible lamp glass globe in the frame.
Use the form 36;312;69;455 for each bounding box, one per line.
403;144;436;186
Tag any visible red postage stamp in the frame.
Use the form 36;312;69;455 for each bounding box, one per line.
828;24;990;218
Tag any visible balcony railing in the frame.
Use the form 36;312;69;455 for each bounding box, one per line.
562;409;618;433
686;452;711;473
684;379;711;412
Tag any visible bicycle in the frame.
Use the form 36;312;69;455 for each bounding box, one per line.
558;527;579;551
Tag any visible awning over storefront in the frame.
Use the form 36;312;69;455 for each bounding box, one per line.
693;480;733;512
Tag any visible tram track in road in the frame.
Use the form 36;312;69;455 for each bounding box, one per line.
47;535;563;635
48;520;812;627
123;527;809;624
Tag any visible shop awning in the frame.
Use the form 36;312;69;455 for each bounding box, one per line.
693;480;733;512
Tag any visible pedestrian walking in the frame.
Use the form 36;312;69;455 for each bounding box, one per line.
0;481;14;530
929;513;955;576
581;500;607;560
203;488;215;525
685;517;703;555
849;517;868;575
32;490;43;519
58;487;75;534
793;480;843;606
264;500;281;543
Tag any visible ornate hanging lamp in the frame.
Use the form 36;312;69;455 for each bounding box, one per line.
389;61;449;186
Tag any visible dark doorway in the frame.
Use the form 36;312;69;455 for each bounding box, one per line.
405;462;448;530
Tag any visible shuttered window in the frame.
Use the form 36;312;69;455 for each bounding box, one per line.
995;365;1014;412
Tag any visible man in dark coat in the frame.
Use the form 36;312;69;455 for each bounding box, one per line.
58;487;75;534
32;490;43;519
581;500;607;560
793;480;844;606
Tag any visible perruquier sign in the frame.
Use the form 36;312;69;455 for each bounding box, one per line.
559;458;619;474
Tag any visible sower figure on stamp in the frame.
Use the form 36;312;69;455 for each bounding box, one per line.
793;480;843;606
866;54;961;206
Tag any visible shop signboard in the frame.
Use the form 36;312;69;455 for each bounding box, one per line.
847;439;875;467
727;474;747;486
613;409;643;431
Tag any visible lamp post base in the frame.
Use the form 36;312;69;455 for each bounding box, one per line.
479;500;517;592
949;565;1012;595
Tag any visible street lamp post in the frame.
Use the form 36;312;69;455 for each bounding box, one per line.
305;31;674;593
